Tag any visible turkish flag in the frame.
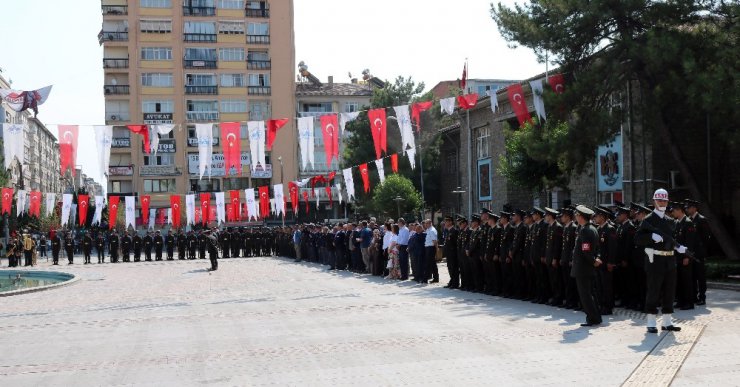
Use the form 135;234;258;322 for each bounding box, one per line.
1;187;13;215
507;84;533;126
199;193;210;226
127;125;150;154
310;175;326;191
77;194;89;226
141;195;151;225
29;191;42;217
359;163;370;193
457;93;479;110
170;195;181;227
288;182;299;214
325;185;333;208
367;108;387;159
226;203;234;222
320;114;339;166
258;186;270;218
266;118;289;151
302;190;309;214
229;190;240;221
221;122;241;176
58;125;79;176
390;154;399;173
548;73;565;94
411;101;433;132
108;195;120;230
156;209;165;225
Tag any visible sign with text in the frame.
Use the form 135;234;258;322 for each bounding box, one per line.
140;165;179;176
143;113;173;124
145;138;176;153
188;152;252;176
251;164;272;179
109;165;134;176
111;137;131;148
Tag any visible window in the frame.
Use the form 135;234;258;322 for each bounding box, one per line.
141;47;172;60
223;178;250;190
112;127;131;140
476;126;491;159
247;50;269;61
141;0;171;7
247;22;269;35
184;22;216;34
218;21;245;34
191;179;221;192
185;73;216;86
142;100;174;113
220;100;247;113
220;73;245;87
344;102;359;113
477;85;492;95
144;179;176;193
249;101;270;120
218;0;244;9
184;47;217;60
186;101;219;121
144;154;175;166
141;73;173;87
219;47;245;61
109;180;133;193
248;73;270;86
445;153;458;174
246;1;268;10
140;19;172;33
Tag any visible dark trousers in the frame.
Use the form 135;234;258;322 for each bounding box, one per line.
209;256;218;270
122;249;130;262
549;263;563;303
676;258;694;307
40;247;47;257
525;262;537;299
334;249;345;269
24;250;32;266
501;259;513;296
67;250;74;264
576;274;602;324
421;247;437;282
83;250;91;264
537;262;551;302
563;263;579;306
483;258;495;293
167;248;174;260
512;258;526;297
445;252;459;286
596;266;614;312
97;248;105;263
645;256;677;315
52;250;60;265
459;254;472;288
155;249;163;261
693;260;706;302
472;257;485;291
399;246;409;280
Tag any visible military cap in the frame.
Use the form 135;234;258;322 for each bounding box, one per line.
668;201;686;211
613;200;625;207
636;204;652;214
444;215;454;222
490;212;500;220
499;211;512;219
480;208;493;216
616;206;631;215
575;205;595;218
629;202;641;211
594;206;613;218
471;214;481;223
559;207;574;216
456;215;468;224
684;199;700;208
514;209;526;218
544;207;559;217
531;207;545;216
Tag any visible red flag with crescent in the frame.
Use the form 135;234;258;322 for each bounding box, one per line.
229;190;240;221
108;195;120;230
1;187;13;215
29;191;42;217
411;101;433;132
266;118;289;151
367;108;387;159
548;74;565;94
220;122;241;176
288;182;299;214
325;185;333;208
302;190;309;214
390;154;399;173
258;186;270;218
141;195;151;225
226;203;234;222
457;93;479;110
77;194;89;226
199;193;210;226
170;195;181;227
127;125;151;154
58;125;79;176
359;163;370;193
507;84;533;126
320;114;339;166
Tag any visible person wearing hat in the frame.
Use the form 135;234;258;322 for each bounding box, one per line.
108;230;119;263
475;209;492;293
51;231;62;265
615;207;639;310
121;230;132;263
177;230;187;260
544;208;564;306
132;230;142;262
442;216;460;289
95;231;105;264
559;207;579;309
684;199;709;305
230;227;241;258
465;214;483;290
593;206;617;315
484;212;502;295
509;210;528;299
81;231;92;265
151;230;163;261
571;205;602;327
530;207;549;304
187;230;197;260
219;227;230;258
142;231;153;261
498;211;515;297
456;215;472;290
204;230;219;271
671;202;697;310
197;230;207;259
635;188;685;333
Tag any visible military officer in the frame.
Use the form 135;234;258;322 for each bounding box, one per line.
153;230;164;261
198;230;207;259
220;228;231;258
594;207;618;315
206;230;219;271
442;215;459;289
498;211;514;297
559;207;579;309
465;215;483;292
82;231;93;264
143;231;153;261
51;232;62;265
684;199;709;305
530;207;549;304
671;202;697;310
509;210;528;299
132;231;142;262
177;231;187;260
571;205;602;327
64;232;75;264
544;208;563;306
165;230;175;260
109;230;120;263
456;216;471;291
121;231;132;262
187;230;198;259
615;206;638;309
230;227;241;258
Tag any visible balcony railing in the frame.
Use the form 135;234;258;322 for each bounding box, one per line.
98;31;128;44
183;6;216;16
247;35;270;44
103;58;129;68
184;33;217;42
247;59;271;70
298;111;337;118
102;5;128;15
186;111;219;122
185;85;218;95
104;85;130;95
183;59;217;69
245;8;269;18
248;86;271;95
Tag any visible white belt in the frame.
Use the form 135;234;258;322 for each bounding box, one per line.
653;250;674;256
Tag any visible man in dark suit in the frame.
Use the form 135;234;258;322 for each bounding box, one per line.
509;210;527;299
559;207;579;309
571;205;602;327
544;208;563;306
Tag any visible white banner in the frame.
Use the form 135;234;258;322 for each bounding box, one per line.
314;188;321;209
440;97;456;115
339;111;360;134
407;147;416;170
215;191;226;224
245;188;258;221
297;116;314;170
149;124;176;155
273;184;284;217
187;152;251;176
61;194;72;227
530;79;546;121
45;193;56;217
487;89;499;113
185;194;195;225
335;181;343;204
374;158;386;183
148;209;156;230
393;105;415;152
92;195;105;225
3;123;25;170
195;123;213;179
342;168;355;201
16;189;27;216
0;85;52;113
125;196;136;229
94;125;113;182
247;121;266;171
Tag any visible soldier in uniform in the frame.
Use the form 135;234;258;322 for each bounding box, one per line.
685;199;709;305
544;208;563;306
154;231;164;261
204;230;219;271
522;212;536;300
475;209;492;293
187;230;197;260
220;227;231;258
509;210;527;299
109;230;120;263
484;212;502;295
465;215;483;292
455;216;471;291
95;231;105;264
82;231;93;264
121;231;132;262
442;216;460;289
242;228;251;257
559;207;579;309
530;207;549;304
572;205;602;327
615;206;638;309
230;227;241;258
631;204;652;311
198;230;207;259
132;231;142;262
498;211;514;297
594;207;618;315
141;231;152;261
177;231;187;260
64;231;75;264
51;232;62;265
165;230;175;260
635;189;684;333
671;202;697;310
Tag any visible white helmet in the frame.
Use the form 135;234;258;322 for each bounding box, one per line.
653;188;669;201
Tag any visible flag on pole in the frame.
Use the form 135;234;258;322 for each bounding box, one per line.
58;125;79;176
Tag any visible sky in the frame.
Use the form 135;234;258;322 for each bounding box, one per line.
0;0;545;189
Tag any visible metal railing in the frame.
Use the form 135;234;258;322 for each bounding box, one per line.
185;85;218;95
184;33;217;42
98;31;128;44
247;59;271;69
183;59;217;68
183;6;216;16
248;86;271;95
102;5;128;15
186;111;219;122
247;35;270;44
245;8;269;18
104;85;130;95
103;58;129;68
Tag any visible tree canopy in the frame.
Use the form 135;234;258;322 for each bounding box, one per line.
370;174;423;219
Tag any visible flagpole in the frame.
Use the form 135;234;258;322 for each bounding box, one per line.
466;108;472;219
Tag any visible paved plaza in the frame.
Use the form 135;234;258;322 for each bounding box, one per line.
1;256;739;386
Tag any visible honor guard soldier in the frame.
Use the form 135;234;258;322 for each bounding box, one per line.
51;232;62;265
143;232;153;261
635;189;685;333
442;216;460;289
82;232;93;264
64;232;75;264
187;230;197;259
559;207;579;309
198;231;207;259
165;230;175;260
544;208;563;306
476;209;492;293
220;228;231;258
96;232;106;264
684;199;709;305
109;230;120;263
670;202;697;310
132;232;142;262
177;231;187;260
121;231;132;262
153;230;164;261
465;214;483;292
594;207;618;315
243;228;252;257
571;205;602;327
498;211;514;297
522;212;536;300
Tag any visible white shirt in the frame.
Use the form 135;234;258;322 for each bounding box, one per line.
382;230;393;250
397;226;410;245
424;226;438;247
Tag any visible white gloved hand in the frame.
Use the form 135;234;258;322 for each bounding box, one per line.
676;245;687;254
651;233;663;243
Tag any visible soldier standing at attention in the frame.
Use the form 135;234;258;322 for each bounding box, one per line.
456;216;471;291
132;231;142;262
109;230;120;263
559;207;579;309
571;205;602;327
442;216;460;289
96;231;106;264
206;230;219;271
187;230;197;259
465;215;483;291
594;207;618;315
198;230;207;259
684;199;709;305
615;206;638;309
531;207;550;304
51;232;62;265
165;230;175;260
121;231;132;262
509;210;527;299
671;202;697;310
230;227;241;258
82;231;93;264
220;228;231;258
64;231;75;265
544;208;563;306
498;212;514;298
143;231;153;261
177;231;187;260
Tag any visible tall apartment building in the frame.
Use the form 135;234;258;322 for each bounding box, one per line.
101;0;296;224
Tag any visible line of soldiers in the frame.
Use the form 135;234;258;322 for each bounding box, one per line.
441;194;711;328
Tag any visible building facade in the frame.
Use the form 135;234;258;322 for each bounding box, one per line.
101;0;296;223
431;78;518;99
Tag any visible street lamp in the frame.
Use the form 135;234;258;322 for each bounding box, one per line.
393;196;405;219
452;187;466;216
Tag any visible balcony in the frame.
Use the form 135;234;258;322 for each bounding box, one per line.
103;58;129;68
102;5;128;15
247;59;271;70
183;6;216;16
184;33;217;42
247;35;270;44
104;85;130;95
106;112;130;122
98;31;128;44
248;86;271;95
183;59;217;69
245;8;269;18
186;111;219;122
185;85;218;95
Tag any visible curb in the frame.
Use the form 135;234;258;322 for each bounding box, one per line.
0;270;79;297
707;281;740;292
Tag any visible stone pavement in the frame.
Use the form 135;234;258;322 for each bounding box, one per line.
1;256;738;386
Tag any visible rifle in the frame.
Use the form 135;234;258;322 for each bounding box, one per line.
640;220;697;262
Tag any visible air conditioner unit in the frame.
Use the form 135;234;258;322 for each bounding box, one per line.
109;114;118;121
105;88;112;94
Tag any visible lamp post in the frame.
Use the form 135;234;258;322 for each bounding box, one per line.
452;187;466;216
393;196;405;219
